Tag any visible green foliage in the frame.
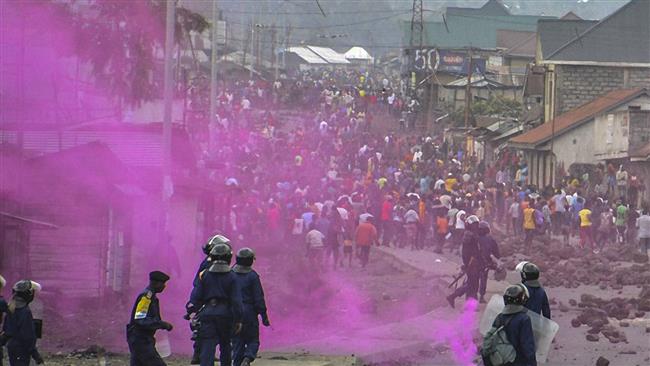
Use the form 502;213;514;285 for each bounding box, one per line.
60;0;208;107
447;95;522;126
471;96;522;119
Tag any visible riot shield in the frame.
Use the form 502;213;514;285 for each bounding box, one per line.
479;294;559;363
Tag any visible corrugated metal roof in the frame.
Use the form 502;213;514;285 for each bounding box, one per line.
538;19;598;60
510;88;647;146
0;123;193;168
344;47;373;60
401;13;552;49
286;47;328;64
306;46;350;64
496;30;536;58
547;0;650;63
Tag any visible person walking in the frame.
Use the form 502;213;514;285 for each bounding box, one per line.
637;207;650;257
355;216;378;268
126;272;173;366
187;244;243;366
578;203;595;252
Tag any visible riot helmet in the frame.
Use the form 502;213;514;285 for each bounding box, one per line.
520;262;540;282
203;234;231;255
503;284;529;305
478;220;490;235
209;243;233;264
12;280;35;303
236;247;256;267
465;215;480;232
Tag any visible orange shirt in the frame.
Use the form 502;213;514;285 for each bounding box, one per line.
355;222;378;246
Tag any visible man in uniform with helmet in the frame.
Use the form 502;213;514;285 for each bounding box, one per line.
446;215;482;308
189;234;233;364
482;285;536;366
1;279;44;366
517;261;551;319
232;248;271;366
478;221;502;303
0;274;6;366
187;243;243;366
126;271;173;366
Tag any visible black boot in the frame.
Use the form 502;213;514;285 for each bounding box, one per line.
241;357;252;366
190;350;200;365
446;294;456;308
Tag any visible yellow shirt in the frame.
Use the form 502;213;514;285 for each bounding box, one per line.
579;209;592;227
445;178;457;192
523;208;536;230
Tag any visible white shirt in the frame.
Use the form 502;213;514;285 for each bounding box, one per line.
306;230;325;248
404;209;419;223
637;214;650;239
455;210;467;229
241;98;251;110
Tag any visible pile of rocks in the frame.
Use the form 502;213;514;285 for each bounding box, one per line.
497;235;650;289
570;289;650;344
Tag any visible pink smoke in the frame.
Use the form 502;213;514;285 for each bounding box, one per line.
432;298;479;366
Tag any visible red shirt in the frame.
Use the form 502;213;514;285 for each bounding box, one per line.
381;201;393;221
355;222;377;247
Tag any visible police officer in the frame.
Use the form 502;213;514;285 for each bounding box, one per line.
189;235;233;364
483;285;536;366
517;261;551;319
232;248;270;366
0;275;8;366
126;271;173;366
478;221;501;303
446;215;481;308
188;243;243;366
1;280;44;366
194;235;233;286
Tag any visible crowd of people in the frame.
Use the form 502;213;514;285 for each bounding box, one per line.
185;68;650;274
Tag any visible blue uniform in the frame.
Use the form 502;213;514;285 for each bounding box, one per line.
523;282;551;319
190;268;243;366
2;305;36;366
478;233;500;298
488;310;537;366
126;288;166;366
0;297;8;366
192;258;212;286
232;268;268;366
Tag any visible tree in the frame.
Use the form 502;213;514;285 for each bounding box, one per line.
58;0;208;108
448;95;523;126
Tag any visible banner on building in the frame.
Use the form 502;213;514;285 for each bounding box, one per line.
405;48;486;76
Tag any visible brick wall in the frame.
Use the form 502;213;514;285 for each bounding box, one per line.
628;68;650;88
555;65;624;116
554;65;650;116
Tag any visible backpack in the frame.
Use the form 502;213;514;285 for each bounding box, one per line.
481;314;517;366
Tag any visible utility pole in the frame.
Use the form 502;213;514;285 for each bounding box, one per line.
256;24;262;74
209;0;219;126
463;48;474;157
162;0;175;237
409;0;424;128
249;19;255;79
272;26;278;80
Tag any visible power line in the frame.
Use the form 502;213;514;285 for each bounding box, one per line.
224;8;412;15
227;11;410;30
224;35;406;50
